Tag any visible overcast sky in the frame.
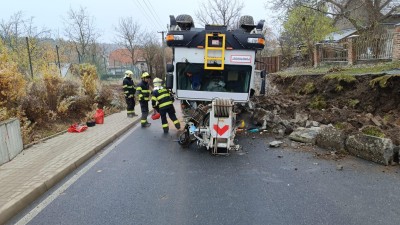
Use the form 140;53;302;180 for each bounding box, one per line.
0;0;278;43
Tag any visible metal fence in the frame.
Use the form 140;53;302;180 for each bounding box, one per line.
319;43;348;62
354;32;394;61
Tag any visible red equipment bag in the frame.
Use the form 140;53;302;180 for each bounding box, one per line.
67;123;88;133
94;109;104;124
151;111;160;120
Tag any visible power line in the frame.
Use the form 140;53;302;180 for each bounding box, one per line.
144;0;164;28
134;0;164;31
131;0;158;31
142;0;164;29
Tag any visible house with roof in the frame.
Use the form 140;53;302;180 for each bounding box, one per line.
315;3;400;66
107;48;148;79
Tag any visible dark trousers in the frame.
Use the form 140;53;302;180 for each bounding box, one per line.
125;97;135;116
160;106;180;132
139;101;149;124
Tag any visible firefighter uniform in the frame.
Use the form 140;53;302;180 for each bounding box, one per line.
136;72;151;127
151;78;180;133
122;70;137;117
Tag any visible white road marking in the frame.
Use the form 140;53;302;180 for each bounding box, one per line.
14;125;139;225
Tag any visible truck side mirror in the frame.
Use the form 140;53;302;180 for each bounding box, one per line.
166;64;174;73
260;79;266;95
260;70;267;95
260;70;266;78
166;72;174;89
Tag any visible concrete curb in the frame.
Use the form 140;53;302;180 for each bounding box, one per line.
0;116;143;224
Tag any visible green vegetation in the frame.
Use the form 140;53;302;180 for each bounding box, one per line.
274;61;400;77
361;126;385;138
323;74;356;83
369;74;400;88
383;114;391;123
274;67;330;76
348;99;360;108
334;122;346;130
301;82;316;94
282;5;335;64
309;95;327;110
335;85;343;92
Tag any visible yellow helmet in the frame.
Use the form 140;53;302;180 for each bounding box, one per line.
153;77;163;86
141;72;150;79
125;70;133;77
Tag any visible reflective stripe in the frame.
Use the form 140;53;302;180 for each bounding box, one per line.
136;87;142;90
127;110;135;113
162;124;168;128
173;120;179;124
157;93;170;100
141;120;147;123
124;91;129;93
159;101;173;108
123;85;128;88
141;90;151;93
151;96;157;101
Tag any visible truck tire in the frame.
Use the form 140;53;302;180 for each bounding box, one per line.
176;14;194;30
238;15;254;27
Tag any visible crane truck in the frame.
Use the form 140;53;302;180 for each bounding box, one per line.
165;14;266;155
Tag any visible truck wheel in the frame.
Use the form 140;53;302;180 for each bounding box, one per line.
176;14;194;30
238;15;254;27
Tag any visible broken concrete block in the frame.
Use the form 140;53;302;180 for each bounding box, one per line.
269;141;283;147
288;127;321;144
345;134;394;165
316;125;346;152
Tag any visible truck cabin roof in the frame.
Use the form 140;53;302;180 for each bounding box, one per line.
166;23;265;50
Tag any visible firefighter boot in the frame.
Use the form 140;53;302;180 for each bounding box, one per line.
141;122;151;128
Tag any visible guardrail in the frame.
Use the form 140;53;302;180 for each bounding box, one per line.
0;118;23;166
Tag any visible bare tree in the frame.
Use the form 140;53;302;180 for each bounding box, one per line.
0;11;51;76
114;17;141;66
0;11;25;51
269;0;400;31
141;32;162;77
64;6;99;63
195;0;244;28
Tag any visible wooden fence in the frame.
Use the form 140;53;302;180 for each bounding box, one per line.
256;56;282;73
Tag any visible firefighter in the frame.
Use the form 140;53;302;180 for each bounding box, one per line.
122;70;137;117
136;72;152;127
151;77;181;133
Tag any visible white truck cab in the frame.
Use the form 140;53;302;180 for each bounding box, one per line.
165;14;266;154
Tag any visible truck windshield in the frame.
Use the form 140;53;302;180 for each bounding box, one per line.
176;63;252;93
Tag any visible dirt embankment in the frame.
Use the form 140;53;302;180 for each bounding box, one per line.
254;73;400;145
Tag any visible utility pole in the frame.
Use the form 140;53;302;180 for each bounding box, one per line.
158;30;167;80
26;37;34;79
56;45;62;77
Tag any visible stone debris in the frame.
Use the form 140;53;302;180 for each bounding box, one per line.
269;141;283;147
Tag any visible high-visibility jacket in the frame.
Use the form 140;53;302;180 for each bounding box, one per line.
136;80;151;101
122;77;136;99
151;87;174;110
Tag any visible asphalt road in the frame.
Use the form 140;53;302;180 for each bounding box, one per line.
9;111;400;225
